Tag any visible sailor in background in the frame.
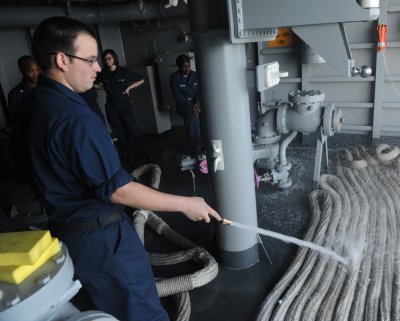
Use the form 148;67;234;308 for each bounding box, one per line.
96;48;151;164
7;55;40;124
170;54;204;159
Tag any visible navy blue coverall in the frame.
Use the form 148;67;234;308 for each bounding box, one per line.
80;86;106;124
15;75;169;321
97;66;147;161
8;81;34;124
170;70;203;156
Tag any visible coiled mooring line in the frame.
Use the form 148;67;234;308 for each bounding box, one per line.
256;144;400;321
130;164;218;321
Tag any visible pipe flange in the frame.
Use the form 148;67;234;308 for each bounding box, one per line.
288;89;325;104
277;103;289;134
323;104;342;137
332;107;343;133
323;104;335;137
278;177;292;189
277;162;291;172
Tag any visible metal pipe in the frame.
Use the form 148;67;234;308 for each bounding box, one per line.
0;2;188;28
253;108;281;145
284;106;323;133
279;131;298;167
284;89;325;133
252;143;279;163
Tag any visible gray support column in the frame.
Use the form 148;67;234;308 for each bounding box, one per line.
195;30;259;269
372;0;388;139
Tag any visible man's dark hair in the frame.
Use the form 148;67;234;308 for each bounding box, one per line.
102;49;119;66
32;16;97;72
17;55;38;72
176;54;190;68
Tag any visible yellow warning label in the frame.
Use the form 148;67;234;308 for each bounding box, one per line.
268;28;293;48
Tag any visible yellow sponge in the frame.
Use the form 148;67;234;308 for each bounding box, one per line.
0;238;61;284
0;230;52;266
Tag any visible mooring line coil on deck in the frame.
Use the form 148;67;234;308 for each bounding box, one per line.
130;165;218;321
256;144;400;321
131;210;218;321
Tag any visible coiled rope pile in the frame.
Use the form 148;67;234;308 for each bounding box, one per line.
130;164;219;321
256;144;400;321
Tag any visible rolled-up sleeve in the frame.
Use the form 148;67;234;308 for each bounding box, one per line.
95;168;133;200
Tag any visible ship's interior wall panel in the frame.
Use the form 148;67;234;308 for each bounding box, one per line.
259;2;400;137
2;5;398;139
120;20;193;67
96;23;127;67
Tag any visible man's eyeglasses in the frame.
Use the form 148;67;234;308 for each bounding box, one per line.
47;52;99;66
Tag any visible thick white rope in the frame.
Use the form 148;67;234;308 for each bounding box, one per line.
256;144;400;321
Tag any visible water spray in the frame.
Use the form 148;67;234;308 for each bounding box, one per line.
216;217;350;266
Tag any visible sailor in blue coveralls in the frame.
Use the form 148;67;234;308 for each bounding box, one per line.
7;55;40;124
7;56;40;169
170;54;203;158
15;16;221;321
96;49;150;163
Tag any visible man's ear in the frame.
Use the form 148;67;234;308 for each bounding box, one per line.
54;52;68;72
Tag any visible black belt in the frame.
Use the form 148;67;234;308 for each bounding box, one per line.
49;210;125;232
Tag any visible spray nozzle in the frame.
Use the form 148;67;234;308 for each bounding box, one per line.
209;215;232;225
220;217;232;225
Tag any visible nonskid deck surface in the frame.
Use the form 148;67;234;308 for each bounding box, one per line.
143;129;400;321
1;127;399;321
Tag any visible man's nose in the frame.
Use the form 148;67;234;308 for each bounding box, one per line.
93;61;101;72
